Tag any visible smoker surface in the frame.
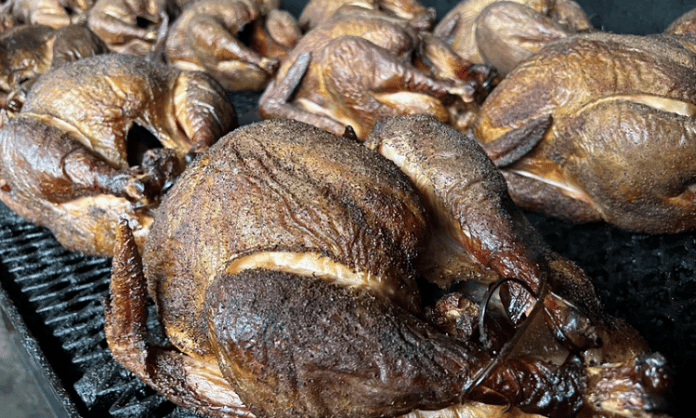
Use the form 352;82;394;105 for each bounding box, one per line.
1;1;695;417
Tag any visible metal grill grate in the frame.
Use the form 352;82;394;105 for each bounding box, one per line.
0;204;203;418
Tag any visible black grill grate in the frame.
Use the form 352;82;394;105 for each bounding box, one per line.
0;203;203;418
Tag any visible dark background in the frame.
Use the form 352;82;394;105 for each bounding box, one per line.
572;0;694;34
282;0;696;34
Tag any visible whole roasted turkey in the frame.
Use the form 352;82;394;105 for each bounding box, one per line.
106;116;671;418
0;23;107;121
164;0;301;92
472;18;696;233
0;53;237;256
0;0;95;30
259;3;493;139
433;0;593;75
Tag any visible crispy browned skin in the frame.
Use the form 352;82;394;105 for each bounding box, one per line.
259;4;491;139
366;115;673;417
667;7;696;36
665;7;696;54
109;219;589;418
165;0;300;92
433;0;592;74
106;116;671;418
0;53;237;256
365;115;603;330
0;23;107;120
144;117;430;358
473;31;696;234
0;25;55;118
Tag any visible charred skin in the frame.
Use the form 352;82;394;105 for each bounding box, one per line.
205;268;589;418
143;118;430;358
106;219;255;418
111;119;586;418
109;215;588;418
473;31;696;233
365;115;604;339
106;117;672;418
364;117;672;418
0;53;237;256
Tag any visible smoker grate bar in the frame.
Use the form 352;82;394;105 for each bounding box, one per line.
49;303;106;329
0;203;206;418
18;259;110;282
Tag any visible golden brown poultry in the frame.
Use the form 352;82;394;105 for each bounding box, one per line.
87;0;173;57
105;116;671;418
0;53;237;256
472;29;696;234
259;4;493;139
0;23;108;122
297;0;435;32
165;0;301;92
0;0;95;30
666;7;696;50
248;8;303;62
433;0;593;74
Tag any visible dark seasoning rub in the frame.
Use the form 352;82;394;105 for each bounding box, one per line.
1;1;696;418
